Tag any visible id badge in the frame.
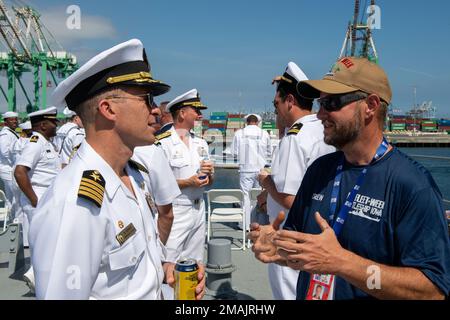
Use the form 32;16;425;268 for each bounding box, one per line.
145;192;158;217
305;274;335;300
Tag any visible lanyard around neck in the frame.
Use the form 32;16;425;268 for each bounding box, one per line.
329;137;389;237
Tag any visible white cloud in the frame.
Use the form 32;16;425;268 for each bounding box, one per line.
398;67;435;79
39;7;118;48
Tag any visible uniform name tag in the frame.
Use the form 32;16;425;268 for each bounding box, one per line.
116;223;136;246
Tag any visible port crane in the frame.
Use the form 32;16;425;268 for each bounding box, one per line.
0;0;77;112
339;0;379;62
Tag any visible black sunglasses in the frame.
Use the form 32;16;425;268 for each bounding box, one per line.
318;91;369;112
106;93;156;109
187;106;202;115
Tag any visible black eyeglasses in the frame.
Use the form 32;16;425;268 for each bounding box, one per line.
318;91;369;112
106;93;156;109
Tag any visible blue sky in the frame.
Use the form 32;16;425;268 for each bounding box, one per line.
2;0;450;117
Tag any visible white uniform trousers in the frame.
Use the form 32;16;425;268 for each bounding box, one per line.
268;262;299;300
239;172;260;231
166;199;206;264
12;182;24;222
2;179;15;218
2;178;24;230
20;186;47;247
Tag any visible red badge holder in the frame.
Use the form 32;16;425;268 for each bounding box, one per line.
305;274;335;300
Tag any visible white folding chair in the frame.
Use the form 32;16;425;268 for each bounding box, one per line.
0;190;10;231
206;189;246;250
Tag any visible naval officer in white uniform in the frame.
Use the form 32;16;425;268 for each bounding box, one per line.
132;144;180;244
14;107;62;244
231;113;271;232
0;111;20;221
54;107;85;167
10;121;32;238
157;89;214;264
257;62;335;299
29;39;205;300
12;121;34;165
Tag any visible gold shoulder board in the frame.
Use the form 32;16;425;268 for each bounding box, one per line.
78;170;105;208
287;123;303;135
155;131;171;141
128;159;149;174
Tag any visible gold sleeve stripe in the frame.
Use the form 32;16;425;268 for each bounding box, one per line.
81;178;105;192
81;178;105;193
78;186;103;201
78;190;103;206
79;185;104;200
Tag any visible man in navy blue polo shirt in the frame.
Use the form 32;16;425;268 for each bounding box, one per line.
250;57;450;299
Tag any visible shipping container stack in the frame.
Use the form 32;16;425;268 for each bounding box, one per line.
438;119;450;134
208;112;228;136
387;114;450;133
226;113;244;138
420;120;438;132
390;116;406;132
193;120;203;137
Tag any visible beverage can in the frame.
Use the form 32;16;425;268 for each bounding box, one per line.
174;258;198;300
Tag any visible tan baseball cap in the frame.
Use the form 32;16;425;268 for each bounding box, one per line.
297;57;392;104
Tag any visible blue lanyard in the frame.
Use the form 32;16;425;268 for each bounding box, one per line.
329;137;389;237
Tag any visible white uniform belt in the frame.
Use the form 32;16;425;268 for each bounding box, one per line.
172;198;203;206
32;184;50;189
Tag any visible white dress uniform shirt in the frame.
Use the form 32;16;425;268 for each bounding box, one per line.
132;144;181;206
157;127;210;263
231;125;272;173
29;142;166;300
10;136;30;241
267;114;335;224
15;131;61;247
0;126;19;180
231;124;272;231
11;137;29;164
54;122;85;165
158;127;209;205
15;131;61;189
0;126;20;226
267;113;335;300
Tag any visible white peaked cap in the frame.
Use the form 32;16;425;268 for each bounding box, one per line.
167;88;207;112
63;107;76;117
52;39;170;110
19;121;31;130
2;111;18;119
272;61;309;88
285;61;308;82
244;113;262;122
28;106;58;123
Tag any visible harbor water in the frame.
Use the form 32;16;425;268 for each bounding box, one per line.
210;147;450;210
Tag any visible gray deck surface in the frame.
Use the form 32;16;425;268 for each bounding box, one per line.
0;223;273;300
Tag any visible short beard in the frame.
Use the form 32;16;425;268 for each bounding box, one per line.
324;106;363;149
